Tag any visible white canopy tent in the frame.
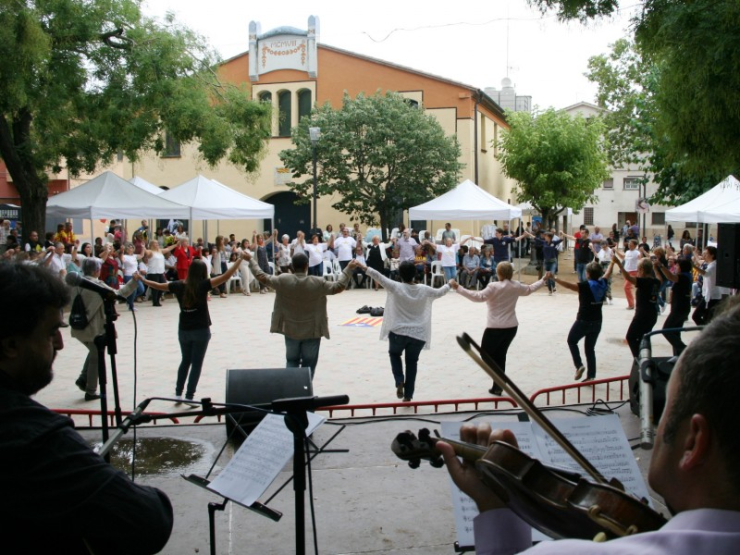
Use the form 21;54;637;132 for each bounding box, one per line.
409;179;522;221
159;175;274;221
158;175;275;244
46;171;190;220
665;175;740;224
129;176;164;196
410;179;525;277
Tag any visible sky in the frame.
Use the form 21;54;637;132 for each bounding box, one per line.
141;0;641;111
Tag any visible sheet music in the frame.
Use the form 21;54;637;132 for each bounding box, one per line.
441;414;649;548
530;413;652;505
208;412;325;506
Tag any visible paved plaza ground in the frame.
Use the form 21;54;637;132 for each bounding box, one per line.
40;258;693;415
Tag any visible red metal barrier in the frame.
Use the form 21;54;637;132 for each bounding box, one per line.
528;375;630;406
192;397;518;423
53;409;180;427
318;397;519;418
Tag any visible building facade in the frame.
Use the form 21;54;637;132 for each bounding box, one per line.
121;17;517;242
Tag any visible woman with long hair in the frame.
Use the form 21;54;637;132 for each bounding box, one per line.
139;254;247;405
451;262;548;395
212;235;228;298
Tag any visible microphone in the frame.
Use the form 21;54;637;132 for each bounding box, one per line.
65;272;125;301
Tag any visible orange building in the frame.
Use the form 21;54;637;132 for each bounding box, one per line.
128;17;516;241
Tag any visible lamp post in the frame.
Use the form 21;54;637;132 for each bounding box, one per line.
309;127;321;233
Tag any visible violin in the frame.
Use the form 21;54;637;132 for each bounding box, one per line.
390;333;667;541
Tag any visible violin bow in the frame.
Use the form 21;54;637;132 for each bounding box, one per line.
457;333;610;486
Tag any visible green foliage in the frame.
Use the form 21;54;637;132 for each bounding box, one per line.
636;0;740;176
0;0;271;239
497;108;609;226
586;39;731;204
528;0;618;21
279;92;462;240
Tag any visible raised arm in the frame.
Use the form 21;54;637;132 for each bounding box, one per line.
654;260;678;283
560;231;577;241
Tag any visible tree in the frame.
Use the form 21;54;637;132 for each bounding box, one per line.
0;0;271;242
497;109;609;228
534;0;740;180
586;39;730;204
279;92;462;241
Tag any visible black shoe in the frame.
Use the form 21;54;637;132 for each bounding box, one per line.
357;305;371;314
75;377;87;392
402;397;412;402
396;383;404;399
489;386;503;396
84;393;100;401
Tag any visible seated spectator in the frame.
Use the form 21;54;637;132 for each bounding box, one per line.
478;246;494;288
460;247;480;289
352;245;367;288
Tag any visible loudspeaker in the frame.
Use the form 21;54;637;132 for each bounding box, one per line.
224;368;313;437
717;223;740;288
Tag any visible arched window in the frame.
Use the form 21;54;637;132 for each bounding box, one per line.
278;90;292;137
297;89;312;123
258;91;272;103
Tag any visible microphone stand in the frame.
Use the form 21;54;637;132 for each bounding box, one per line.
95;296;122;462
270;395;349;555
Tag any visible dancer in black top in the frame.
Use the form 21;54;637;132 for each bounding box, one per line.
554;260;615;381
655;258;694;356
614;255;661;358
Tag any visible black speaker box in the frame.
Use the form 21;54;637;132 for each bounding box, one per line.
717;223;740;288
224;368;313;437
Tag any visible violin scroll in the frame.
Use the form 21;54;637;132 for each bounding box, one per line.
391;429;445;469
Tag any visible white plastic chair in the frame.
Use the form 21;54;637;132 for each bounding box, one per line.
430;261;445;287
332;259;343;281
435;229;445;243
323;262;336;282
227;262;241;293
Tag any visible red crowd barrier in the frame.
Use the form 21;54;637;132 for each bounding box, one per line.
317;397;519;418
528;374;630;407
52;409;180;427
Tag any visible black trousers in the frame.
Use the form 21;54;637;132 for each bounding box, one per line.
692;298;721;326
663;309;690;357
147;273;166;305
626;312;658;359
481;326;518;391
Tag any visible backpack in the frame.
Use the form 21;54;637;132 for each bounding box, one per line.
69;292;89;330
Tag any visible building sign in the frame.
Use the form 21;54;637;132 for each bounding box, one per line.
274;167;294;186
249;17;319;81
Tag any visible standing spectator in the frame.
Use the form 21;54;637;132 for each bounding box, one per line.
277;234;292;274
144;241;168;307
120;243;146;311
0;219;8;255
139;256;247;405
621;240;641;309
174;224;188;241
366;235;390;291
291;230;306;256
614;255;661;358
528;231;562;294
305;233;332;277
246;253;355;377
680;229;694;249
441;223;456;243
622;220;630;239
72;258;141;400
352;222;363;242
395;229;419;263
43;243;67;280
333;227;357;270
251;231;272;293
211;235;228;298
611;223;620;246
172;238;199;281
435;237;460;282
360;260;450;401
655;258;693;356
589;226;604;254
323;224;335;243
554;261;615;381
99;244;120;289
667;224;675;248
353;245;368;288
452;262;547;395
476;228;526;272
597;238;615;304
691;246;722;325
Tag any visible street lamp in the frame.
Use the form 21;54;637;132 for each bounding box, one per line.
309;127;321;233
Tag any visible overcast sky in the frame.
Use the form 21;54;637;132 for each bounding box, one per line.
142;0;640;110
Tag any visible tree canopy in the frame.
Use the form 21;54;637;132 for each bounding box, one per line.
535;0;740;189
497;108;609;227
279;92;462;240
586;39;728;205
0;0;271;240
